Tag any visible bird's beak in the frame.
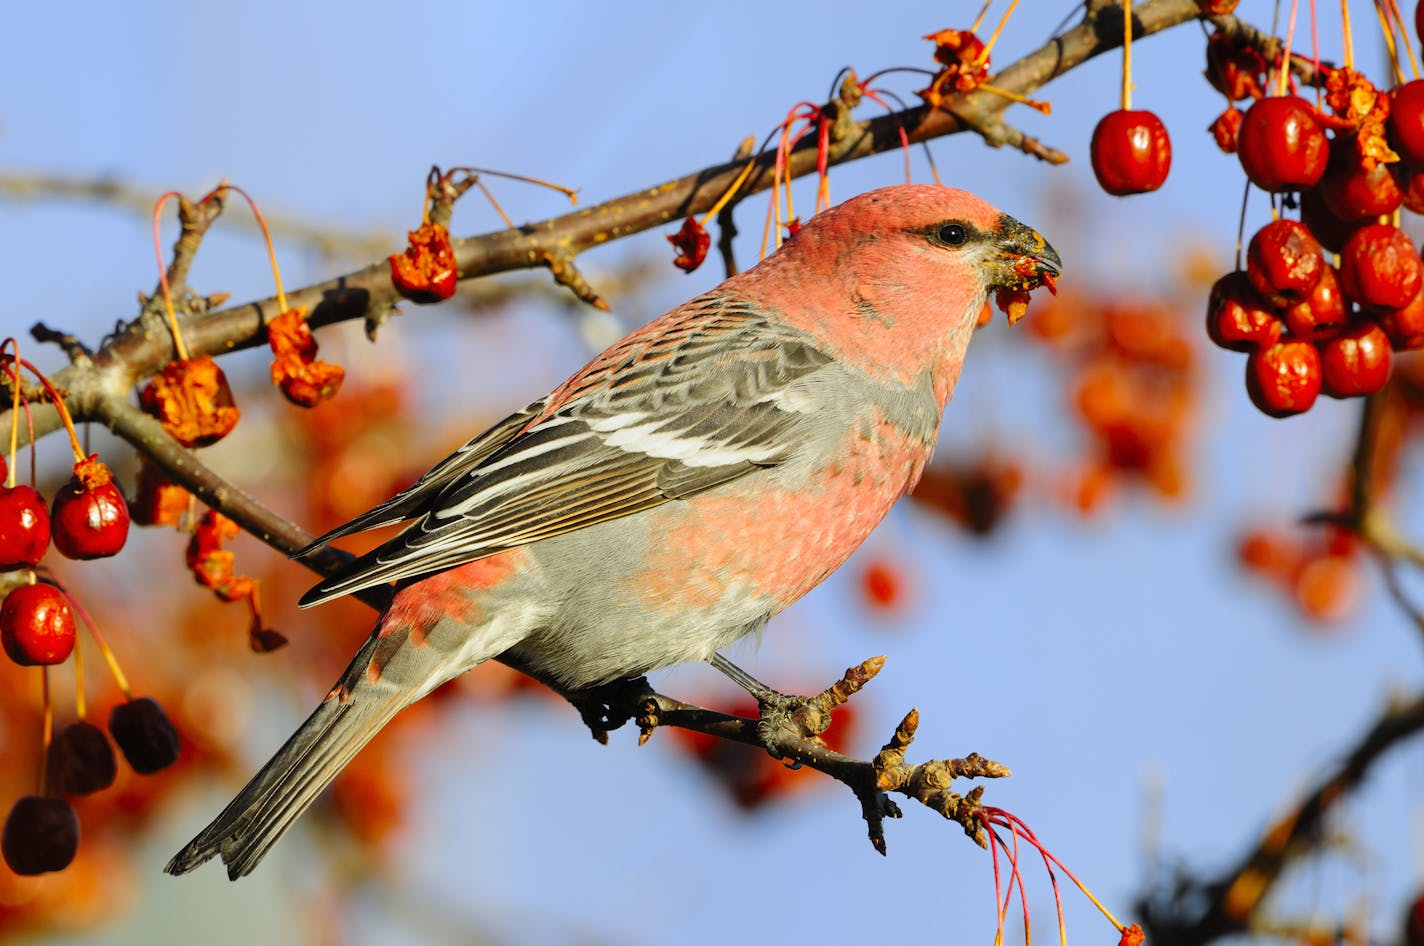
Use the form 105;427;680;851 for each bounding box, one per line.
988;213;1062;295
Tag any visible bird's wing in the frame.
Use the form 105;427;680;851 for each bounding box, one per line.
299;298;833;607
296;397;549;554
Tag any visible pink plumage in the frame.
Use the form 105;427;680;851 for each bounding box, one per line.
166;184;1060;880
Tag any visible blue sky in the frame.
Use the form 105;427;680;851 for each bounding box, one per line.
4;2;1423;945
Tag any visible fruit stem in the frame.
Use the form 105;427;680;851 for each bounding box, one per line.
66;590;134;701
1376;0;1406;86
73;628;86;722
980;0;1019;64
206;184;289;315
987;822;1006;946
1310;0;1323;109
977;83;1052;113
1389;0;1421;78
1235;178;1250;276
39;666;52;796
421;167;437;227
759;177;776;261
1342;0;1355;72
971;0;991;33
698;145;760;227
861;88;918;183
471;177;516;230
15;356;85;463
816;117;832;213
1122;0;1133;111
151;192;192;363
1278;0;1302;97
2;338;20;489
445;166;578;205
984;806;1129;932
986;827;1032;946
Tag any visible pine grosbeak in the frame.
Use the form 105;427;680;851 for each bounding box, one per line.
167;184;1060;879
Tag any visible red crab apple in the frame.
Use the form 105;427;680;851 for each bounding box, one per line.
1282;264;1348;340
1321;134;1403;219
1378;282;1424;350
1247;219;1324;307
51;475;130;559
1237;96;1328;191
1300;187;1362;253
0;484;50;570
1391;79;1424;167
1206;271;1282;351
1246;339;1322;417
1;582;75;666
1407;887;1424;946
1090;109;1172;195
1320;321;1393;397
1339;222;1423;310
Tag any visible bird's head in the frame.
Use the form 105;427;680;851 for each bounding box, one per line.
795;183;1060;297
745;184;1062;384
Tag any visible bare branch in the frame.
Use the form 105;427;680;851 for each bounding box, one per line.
1140;691;1424;946
3;0;1206;445
0;168;396;259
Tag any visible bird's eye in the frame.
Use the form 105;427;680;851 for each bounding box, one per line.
938;223;967;246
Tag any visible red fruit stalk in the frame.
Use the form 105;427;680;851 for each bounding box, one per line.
1090;0;1171;197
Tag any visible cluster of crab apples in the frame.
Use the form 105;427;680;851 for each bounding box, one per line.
1;446;180;875
0;452;129;665
1083;2;1424;419
1205;86;1424;417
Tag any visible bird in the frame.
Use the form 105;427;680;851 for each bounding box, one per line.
165;183;1061;880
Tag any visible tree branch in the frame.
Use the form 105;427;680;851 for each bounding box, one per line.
24;0;1382;890
5;0;1206;445
1140;691;1424;946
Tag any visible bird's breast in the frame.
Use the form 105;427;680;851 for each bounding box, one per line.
625;408;934;614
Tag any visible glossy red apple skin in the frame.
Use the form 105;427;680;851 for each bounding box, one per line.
1246;340;1322;418
1207;271;1282;351
1237;96;1328;191
1390;79;1424;167
0;486;50;570
0;583;76;666
50;478;130;560
1090;109;1172;196
1247;219;1324;307
1321;134;1403;219
1320;321;1393;398
1282;264;1348;341
1378;281;1424;350
1339;223;1424;310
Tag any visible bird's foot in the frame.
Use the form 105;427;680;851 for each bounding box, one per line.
564;676;656;745
710;652;877;759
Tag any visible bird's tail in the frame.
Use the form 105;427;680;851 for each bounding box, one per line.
164;633;409;880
